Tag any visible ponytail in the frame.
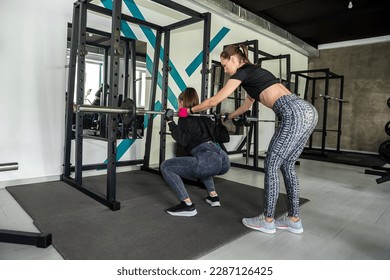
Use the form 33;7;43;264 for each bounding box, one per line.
220;44;251;64
239;44;250;63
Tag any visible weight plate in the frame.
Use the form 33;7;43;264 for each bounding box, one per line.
121;98;136;125
378;140;390;164
385;121;390;136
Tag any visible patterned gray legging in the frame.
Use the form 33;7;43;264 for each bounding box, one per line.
263;94;318;218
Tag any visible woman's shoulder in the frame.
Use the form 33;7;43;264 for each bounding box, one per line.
241;63;257;70
178;116;198;126
235;63;259;75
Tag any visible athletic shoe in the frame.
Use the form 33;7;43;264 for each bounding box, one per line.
275;215;304;234
206;195;221;207
165;201;197;217
242;214;276;234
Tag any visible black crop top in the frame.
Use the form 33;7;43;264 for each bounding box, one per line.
230;64;279;101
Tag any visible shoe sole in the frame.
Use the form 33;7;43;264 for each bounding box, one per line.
276;225;303;234
166;209;197;217
242;219;276;234
206;199;221;207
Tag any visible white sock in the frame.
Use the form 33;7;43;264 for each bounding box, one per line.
185;201;192;206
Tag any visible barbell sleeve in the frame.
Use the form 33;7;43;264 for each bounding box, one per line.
77;105;131;114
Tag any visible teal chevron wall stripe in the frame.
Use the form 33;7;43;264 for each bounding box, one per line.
145;55;178;109
101;0;137;39
185;27;230;76
100;0;218;162
124;0;187;92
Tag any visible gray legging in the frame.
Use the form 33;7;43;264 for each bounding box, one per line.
263;94;318;218
161;141;230;202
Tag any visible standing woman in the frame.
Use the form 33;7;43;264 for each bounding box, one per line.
179;45;318;233
161;87;230;217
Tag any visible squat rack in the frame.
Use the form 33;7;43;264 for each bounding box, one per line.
290;69;345;155
63;0;211;210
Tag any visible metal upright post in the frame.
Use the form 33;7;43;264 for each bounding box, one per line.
285;55;291;90
124;41;130;100
129;40;137;139
337;76;345;152
159;28;171;165
321;70;330;155
74;0;88;185
63;2;80;178
106;0;122;206
100;48;109;138
252;41;259;168
200;12;211;101
308;77;315;148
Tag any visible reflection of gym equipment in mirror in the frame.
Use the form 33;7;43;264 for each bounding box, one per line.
209;39;293;172
291;69;346;156
0;162;52;248
66;23;147;141
63;0;212;210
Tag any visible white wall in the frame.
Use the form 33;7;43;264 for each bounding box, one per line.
0;0;309;188
0;0;75;187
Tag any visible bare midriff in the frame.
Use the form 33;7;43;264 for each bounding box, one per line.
259;83;291;108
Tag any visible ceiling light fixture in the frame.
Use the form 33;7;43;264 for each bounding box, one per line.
348;1;353;9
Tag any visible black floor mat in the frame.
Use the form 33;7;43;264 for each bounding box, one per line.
6;170;309;260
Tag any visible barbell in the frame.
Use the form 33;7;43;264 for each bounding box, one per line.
319;94;349;103
76;98;264;125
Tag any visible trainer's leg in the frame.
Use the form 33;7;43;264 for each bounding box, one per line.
280;101;318;217
263;149;284;218
280;156;301;218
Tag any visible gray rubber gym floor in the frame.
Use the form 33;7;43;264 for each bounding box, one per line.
1;157;390;260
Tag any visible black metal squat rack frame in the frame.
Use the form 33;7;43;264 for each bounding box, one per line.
290;68;345;155
62;0;211;210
